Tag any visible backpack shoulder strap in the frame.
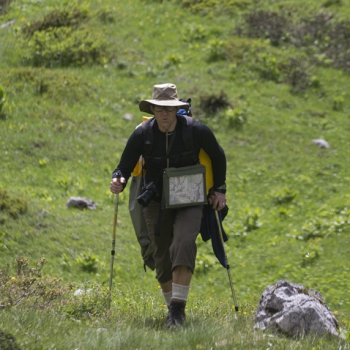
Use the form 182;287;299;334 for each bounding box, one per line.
177;114;198;163
141;117;155;157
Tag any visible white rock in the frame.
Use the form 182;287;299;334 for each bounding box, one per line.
73;289;84;296
255;280;338;337
123;113;133;121
312;139;330;148
66;197;97;210
73;288;92;296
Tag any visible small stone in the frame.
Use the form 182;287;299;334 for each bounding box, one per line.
66;197;97;210
312;139;330;148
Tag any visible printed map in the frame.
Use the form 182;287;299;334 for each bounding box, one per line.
168;174;205;205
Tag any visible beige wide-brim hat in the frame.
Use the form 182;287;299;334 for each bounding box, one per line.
139;83;189;115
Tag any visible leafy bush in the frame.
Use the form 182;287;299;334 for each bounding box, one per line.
283;58;313;94
2;68;92;104
225;107;247;130
97;7;117;23
301;244;321;266
225;38;269;70
333;95;344;111
322;0;342;6
58;285;109;319
199;90;232;115
76;252;99;273
0;257;71;309
22;27;110;67
163;53;184;68
242;10;289;46
290;13;334;48
240;9;350;72
0;331;21;350
257;53;281;82
256;54;316;93
21;8;89;37
0;189;28;219
205;39;227;62
301;218;329;240
0;257;108;319
180;0;249;15
182;24;207;42
242;207;262;232
0;0;11;15
271;187;298;205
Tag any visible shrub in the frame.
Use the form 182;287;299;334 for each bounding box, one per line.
0;188;28;219
0;331;21;350
257;53;281;82
243;207;262;232
3;68;92;103
0;0;11;15
301;218;328;240
225;107;247;130
182;24;207;42
290;13;334;48
199;90;232;115
225;38;269;73
97;7;116;23
243;10;289;46
22;27;110;67
76;252;99;273
322;0;342;6
240;9;350;72
205;39;227;62
163;53;184;68
283;58;312;94
0;257;72;309
181;0;249;15
333;95;344;111
21;8;89;37
58;284;109;319
271;187;298;205
301;244;321;266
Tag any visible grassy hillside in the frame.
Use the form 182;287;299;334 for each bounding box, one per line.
1;0;350;348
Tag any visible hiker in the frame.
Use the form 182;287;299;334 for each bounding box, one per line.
110;83;227;327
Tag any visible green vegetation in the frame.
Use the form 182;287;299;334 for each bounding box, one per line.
1;0;350;348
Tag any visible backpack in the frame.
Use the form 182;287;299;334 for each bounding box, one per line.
128;111;214;271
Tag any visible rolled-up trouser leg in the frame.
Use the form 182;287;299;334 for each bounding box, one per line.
143;202;202;284
170;206;202;273
143;201;175;283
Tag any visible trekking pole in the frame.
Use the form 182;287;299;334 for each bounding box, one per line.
215;210;239;312
108;174;121;310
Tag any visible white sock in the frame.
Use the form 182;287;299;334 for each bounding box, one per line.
172;283;190;303
162;290;172;306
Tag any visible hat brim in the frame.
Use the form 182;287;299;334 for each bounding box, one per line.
139;99;189;115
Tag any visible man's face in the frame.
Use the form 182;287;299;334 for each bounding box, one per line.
150;105;178;132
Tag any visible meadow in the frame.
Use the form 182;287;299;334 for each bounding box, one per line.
0;0;350;348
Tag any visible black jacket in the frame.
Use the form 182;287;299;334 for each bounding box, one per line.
112;115;226;195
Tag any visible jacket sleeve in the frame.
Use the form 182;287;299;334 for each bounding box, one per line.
111;127;144;189
193;122;227;192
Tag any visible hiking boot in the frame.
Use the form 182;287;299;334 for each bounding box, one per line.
166;300;186;328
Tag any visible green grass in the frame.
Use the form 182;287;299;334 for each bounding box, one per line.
0;304;348;349
1;0;350;348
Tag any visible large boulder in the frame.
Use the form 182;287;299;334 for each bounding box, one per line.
254;280;339;337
